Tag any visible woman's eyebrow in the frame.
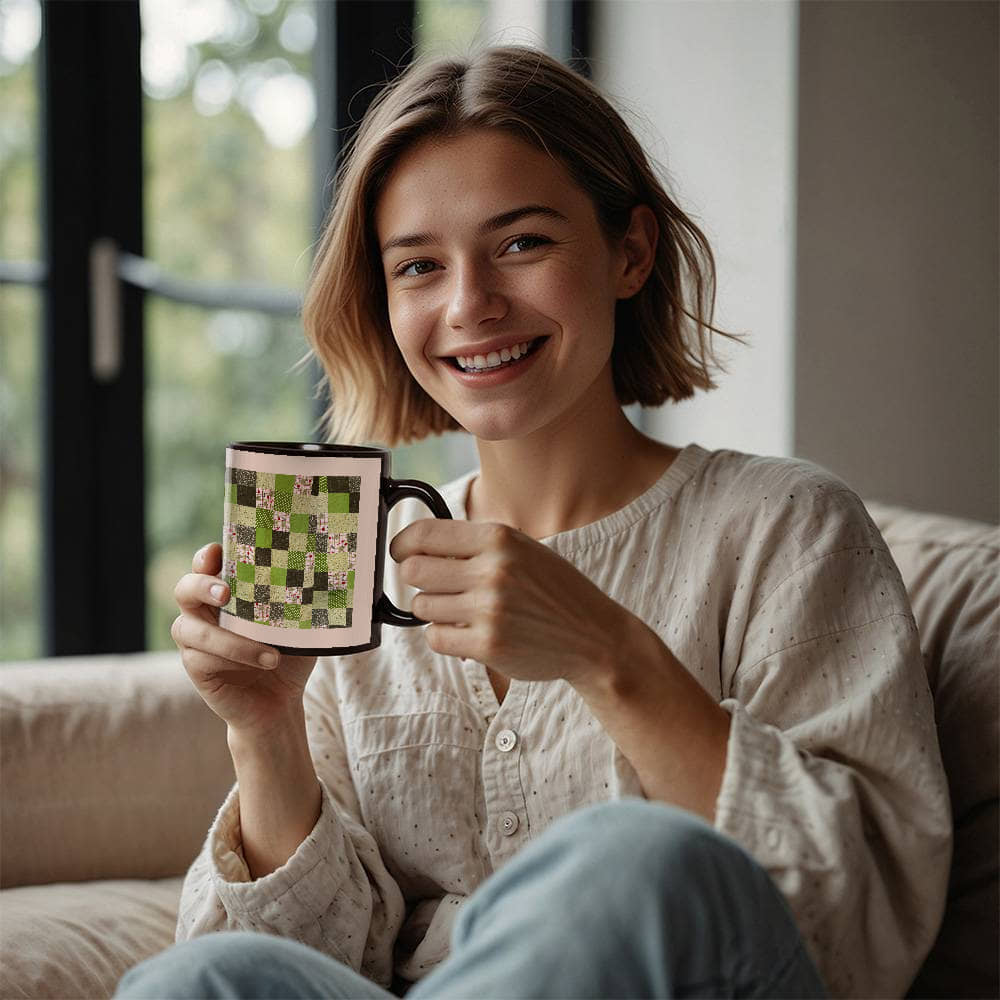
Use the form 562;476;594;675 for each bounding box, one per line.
380;204;569;254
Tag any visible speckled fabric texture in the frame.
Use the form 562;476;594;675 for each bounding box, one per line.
177;444;952;998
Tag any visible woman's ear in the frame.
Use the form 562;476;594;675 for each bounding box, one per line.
616;204;659;299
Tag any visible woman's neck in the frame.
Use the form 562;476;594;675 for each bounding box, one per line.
467;412;679;540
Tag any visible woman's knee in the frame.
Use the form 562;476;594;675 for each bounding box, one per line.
549;798;753;882
116;931;353;1000
117;933;265;999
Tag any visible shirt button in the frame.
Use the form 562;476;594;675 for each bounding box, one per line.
495;729;518;752
499;812;519;836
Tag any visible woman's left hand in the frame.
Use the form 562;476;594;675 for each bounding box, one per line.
389;519;632;686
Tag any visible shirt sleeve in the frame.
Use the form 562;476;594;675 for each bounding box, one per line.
174;669;407;988
713;488;953;999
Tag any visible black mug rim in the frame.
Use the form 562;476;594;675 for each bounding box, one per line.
228;441;388;458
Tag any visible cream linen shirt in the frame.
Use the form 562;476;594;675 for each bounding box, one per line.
177;444;952;998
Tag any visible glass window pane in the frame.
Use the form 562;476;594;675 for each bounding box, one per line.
0;0;42;661
141;0;318;649
140;0;315;287
0;287;42;661
145;300;314;649
0;0;41;261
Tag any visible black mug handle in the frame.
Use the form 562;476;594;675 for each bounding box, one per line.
374;478;453;627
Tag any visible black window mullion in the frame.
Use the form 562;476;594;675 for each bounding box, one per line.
42;0;145;656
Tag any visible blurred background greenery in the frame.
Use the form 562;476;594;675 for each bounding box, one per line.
0;0;528;659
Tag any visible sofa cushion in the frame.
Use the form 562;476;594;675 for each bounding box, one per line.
865;502;998;998
0;652;234;887
0;877;182;1000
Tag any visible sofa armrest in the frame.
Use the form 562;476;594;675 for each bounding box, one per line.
0;652;234;888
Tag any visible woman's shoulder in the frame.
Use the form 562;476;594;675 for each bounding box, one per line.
684;445;883;561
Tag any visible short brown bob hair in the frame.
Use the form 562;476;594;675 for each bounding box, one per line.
302;45;744;447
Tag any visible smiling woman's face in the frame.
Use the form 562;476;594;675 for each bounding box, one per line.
374;128;633;443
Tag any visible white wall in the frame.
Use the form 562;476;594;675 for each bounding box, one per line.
593;0;799;458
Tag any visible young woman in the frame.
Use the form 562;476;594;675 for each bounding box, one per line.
118;46;951;1000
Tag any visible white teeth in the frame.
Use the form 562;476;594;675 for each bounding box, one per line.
456;339;537;371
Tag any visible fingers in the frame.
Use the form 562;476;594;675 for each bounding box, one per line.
398;553;468;594
390;519;513;562
193;542;223;575
410;589;473;625
171;612;279;672
174;568;230;615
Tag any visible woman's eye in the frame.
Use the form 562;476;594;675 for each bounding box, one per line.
504;235;550;255
396;259;436;278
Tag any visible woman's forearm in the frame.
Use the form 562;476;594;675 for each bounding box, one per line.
572;612;731;823
227;713;323;880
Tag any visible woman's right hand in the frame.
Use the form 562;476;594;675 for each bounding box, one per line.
172;542;318;739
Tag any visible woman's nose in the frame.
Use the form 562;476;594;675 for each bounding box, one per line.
445;264;507;330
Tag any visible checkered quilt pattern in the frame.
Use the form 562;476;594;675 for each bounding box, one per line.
221;467;361;630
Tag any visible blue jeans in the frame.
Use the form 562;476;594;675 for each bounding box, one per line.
116;800;828;999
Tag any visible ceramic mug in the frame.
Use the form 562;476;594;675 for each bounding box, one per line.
218;442;452;655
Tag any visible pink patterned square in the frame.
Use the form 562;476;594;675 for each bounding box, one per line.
347;550;356;568
329;532;348;554
273;511;290;532
254;602;270;621
255;487;274;509
316;514;328;534
331;571;348;589
225;524;237;543
224;559;236;578
285;587;303;605
293;475;312;495
237;543;255;564
305;552;315;570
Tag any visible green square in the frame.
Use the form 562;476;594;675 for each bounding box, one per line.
255;508;271;531
290;513;309;533
298;619;312;629
314;551;327;573
284;604;301;621
271;548;288;568
329;589;347;609
229;483;237;503
270;566;287;586
274;490;293;513
275;474;295;494
288;549;306;570
347;570;355;588
328;513;358;533
316;476;328;494
255;525;272;548
328;492;349;513
306;533;316;553
236;562;255;582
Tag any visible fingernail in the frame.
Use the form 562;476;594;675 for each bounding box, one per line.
259;652;278;669
210;584;226;602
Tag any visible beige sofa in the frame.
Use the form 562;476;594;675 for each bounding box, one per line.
1;502;996;1000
